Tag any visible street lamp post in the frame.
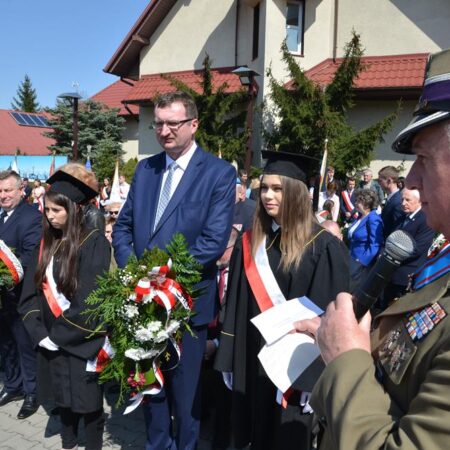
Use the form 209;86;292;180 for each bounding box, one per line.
232;66;260;174
57;92;82;161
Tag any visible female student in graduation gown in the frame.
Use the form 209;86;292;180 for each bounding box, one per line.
19;164;111;450
215;151;350;450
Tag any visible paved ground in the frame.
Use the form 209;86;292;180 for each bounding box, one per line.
0;372;236;450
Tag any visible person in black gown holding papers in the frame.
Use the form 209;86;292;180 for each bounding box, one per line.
19;164;111;450
215;151;350;450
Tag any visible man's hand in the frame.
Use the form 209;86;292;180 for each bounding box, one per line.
317;293;371;364
292;316;321;340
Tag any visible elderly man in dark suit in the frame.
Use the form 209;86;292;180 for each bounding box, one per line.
382;188;434;307
113;91;235;450
378;165;406;238
0;170;42;419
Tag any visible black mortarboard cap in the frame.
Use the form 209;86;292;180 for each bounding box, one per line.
262;150;320;183
47;170;98;204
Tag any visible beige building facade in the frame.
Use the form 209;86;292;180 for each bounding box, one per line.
104;0;450;174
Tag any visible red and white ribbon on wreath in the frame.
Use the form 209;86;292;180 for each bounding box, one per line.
124;362;165;414
0;240;24;285
132;259;193;311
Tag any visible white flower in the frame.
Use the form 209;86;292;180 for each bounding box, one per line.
166;320;180;335
147;321;162;333
135;327;153;343
153;330;169;343
123;304;139;320
128;293;137;302
125;348;159;361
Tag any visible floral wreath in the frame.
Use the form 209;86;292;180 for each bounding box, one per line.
86;233;202;413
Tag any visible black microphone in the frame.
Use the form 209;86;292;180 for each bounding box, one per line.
352;230;416;319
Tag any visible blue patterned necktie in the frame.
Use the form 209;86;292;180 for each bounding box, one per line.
154;162;177;230
0;210;8;224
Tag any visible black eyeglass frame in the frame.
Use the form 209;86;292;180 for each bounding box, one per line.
150;118;195;131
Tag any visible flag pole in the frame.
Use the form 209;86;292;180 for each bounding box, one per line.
319;138;328;192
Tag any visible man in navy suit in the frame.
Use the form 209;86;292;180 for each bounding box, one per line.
378;165;406;238
113;92;235;450
382;188;434;307
0;170;42;419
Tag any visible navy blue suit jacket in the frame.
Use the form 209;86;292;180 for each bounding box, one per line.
113;147;236;326
391;209;434;286
381;190;406;238
0;200;42;305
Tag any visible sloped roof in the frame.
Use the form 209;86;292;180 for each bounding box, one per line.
91;79;139;116
104;0;177;78
0;110;55;155
123;68;244;104
286;53;429;92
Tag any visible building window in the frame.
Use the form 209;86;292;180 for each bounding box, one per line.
286;1;304;54
252;3;260;60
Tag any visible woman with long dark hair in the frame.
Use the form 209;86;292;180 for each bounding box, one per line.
19;164;111;450
215;151;350;450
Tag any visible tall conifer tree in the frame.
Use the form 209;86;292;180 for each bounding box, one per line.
264;32;397;177
163;54;249;163
11;75;40;112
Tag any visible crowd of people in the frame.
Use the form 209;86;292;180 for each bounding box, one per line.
0;48;450;450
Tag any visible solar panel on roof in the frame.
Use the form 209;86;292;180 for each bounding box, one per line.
9;111;51;128
19;113;36;126
10;112;27;125
27;115;42;126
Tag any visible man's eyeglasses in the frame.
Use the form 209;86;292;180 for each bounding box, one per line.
150;118;194;131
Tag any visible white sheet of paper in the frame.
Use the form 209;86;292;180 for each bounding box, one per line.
251;296;323;346
258;333;320;393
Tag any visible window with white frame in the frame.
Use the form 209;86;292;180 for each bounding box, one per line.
286;1;304;54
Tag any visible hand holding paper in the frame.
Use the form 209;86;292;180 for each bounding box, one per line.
251;296;323;393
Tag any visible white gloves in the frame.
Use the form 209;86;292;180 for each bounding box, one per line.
39;336;59;351
222;372;233;390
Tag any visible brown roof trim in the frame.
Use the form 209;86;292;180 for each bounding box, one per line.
104;0;177;78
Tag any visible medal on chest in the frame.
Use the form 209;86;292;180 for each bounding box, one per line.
377;302;447;385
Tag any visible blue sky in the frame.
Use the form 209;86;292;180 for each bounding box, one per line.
0;0;150;110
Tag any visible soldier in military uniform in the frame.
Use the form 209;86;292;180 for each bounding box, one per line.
294;48;450;449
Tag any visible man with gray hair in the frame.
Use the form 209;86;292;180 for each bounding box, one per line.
382;188;434;307
0;170;42;419
294;48;450;449
359;168;384;204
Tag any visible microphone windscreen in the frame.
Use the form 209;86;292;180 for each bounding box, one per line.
384;230;416;262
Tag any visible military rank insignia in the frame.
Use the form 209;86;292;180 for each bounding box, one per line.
405;302;447;342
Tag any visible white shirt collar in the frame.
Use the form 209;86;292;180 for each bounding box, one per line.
165;141;197;171
409;206;421;220
386;188;399;202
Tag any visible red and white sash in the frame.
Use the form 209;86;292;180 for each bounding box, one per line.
242;231;285;312
42;257;71;318
341;190;355;213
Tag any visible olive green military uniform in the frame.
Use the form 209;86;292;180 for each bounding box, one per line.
311;272;450;449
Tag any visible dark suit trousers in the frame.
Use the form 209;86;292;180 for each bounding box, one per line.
0;301;37;394
143;326;208;450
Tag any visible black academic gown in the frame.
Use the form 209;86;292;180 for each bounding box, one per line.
19;230;111;413
215;224;350;449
